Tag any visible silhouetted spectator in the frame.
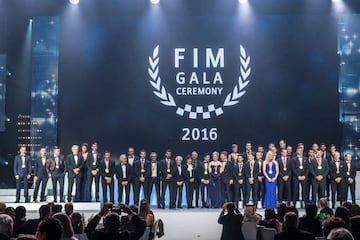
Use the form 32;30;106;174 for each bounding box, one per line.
0;214;13;240
335;207;351;229
276;203;287;223
17;204;51;235
259;208;278;230
52;205;63;215
53;213;77;240
4;208;14;219
218;202;245;240
64;203;73;217
343;202;352;212
327;227;354;240
0;203;6;213
350;204;360;217
323;217;345;239
319;198;334;217
70;212;86;240
275;212;314;240
350;215;360;240
298;203;323;238
36;217;63;240
12;206;27;237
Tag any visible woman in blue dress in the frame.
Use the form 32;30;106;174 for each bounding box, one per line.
209;151;223;208
262;151;279;209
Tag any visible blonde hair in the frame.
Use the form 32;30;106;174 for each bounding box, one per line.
244;205;256;217
264;151;274;163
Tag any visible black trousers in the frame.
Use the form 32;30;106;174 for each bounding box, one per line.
101;178;114;203
33;175;48;201
234;182;245;207
175;184;183;208
185;181;195;207
16;175;29;202
331;180;344;207
118;180;130;204
194;179;201;207
68;173;82;202
223;183;234;202
278;178;291;203
344;180;356;203
162;180;175;208
245;181;258;205
133;179;150;205
87;173;100;201
257;179;265;205
312;179;326;203
149;177;161;206
52;173;64;202
292;178;309;204
200;182;209;207
326;176;331;200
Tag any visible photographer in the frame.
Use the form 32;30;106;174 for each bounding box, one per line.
218;202;245;240
85;203;145;240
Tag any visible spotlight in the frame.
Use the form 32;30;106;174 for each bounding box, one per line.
150;0;160;4
69;0;79;5
239;0;248;3
29;19;33;23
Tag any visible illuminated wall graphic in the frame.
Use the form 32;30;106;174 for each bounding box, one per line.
0;55;6;132
30;17;59;153
339;15;360;168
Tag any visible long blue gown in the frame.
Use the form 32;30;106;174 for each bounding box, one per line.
209;164;222;208
263;163;277;209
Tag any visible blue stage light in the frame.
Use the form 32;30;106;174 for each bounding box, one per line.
239;0;248;4
69;0;79;5
150;0;160;4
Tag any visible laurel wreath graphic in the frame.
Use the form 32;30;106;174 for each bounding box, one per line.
148;45;251;119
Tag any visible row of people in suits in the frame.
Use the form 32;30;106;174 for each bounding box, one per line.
14;145;357;209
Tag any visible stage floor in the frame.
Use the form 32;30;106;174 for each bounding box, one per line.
4;202;308;240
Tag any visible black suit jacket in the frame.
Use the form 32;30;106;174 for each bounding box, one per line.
344;161;357;180
310;158;329;178
233;163;245;181
275;227;315;240
218;210;245;240
277;157;292;178
199;161;210;180
222;161;235;184
47;155;66;175
34;156;48;177
115;163;133;181
149;161;162;178
329;160;346;180
183;164;196;181
160;158;176;179
133;159;151;179
99;160;115;178
244;160;259;179
291;156;309;179
87;152;102;172
66;154;84;177
173;165;187;182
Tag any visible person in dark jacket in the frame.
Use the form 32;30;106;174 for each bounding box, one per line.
298;203;323;238
218;202;245;240
275;212;314;240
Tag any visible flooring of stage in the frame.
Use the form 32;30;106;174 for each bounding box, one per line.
4;202;307;240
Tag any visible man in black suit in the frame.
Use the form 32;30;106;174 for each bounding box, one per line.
99;151;115;203
47;146;66;202
243;141;253;161
33;147;49;202
320;143;332;201
244;152;259;206
255;151;265;206
344;153;357;204
15;204;51;235
277;149;292;205
13;146;31;203
116;154;132;204
275;212;314;240
149;152;161;208
66;145;83;202
199;153;210;208
218;202;245;240
329;151;345;208
291;146;309;206
87;142;101;202
221;151;234;203
160;149;176;209
173;156;186;208
184;155;195;208
310;150;329;204
191;151;201;208
133;149;151;205
233;154;245;208
126;147;138;203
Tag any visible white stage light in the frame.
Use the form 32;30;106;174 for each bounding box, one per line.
239;0;248;4
332;0;341;2
150;0;160;4
69;0;79;5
